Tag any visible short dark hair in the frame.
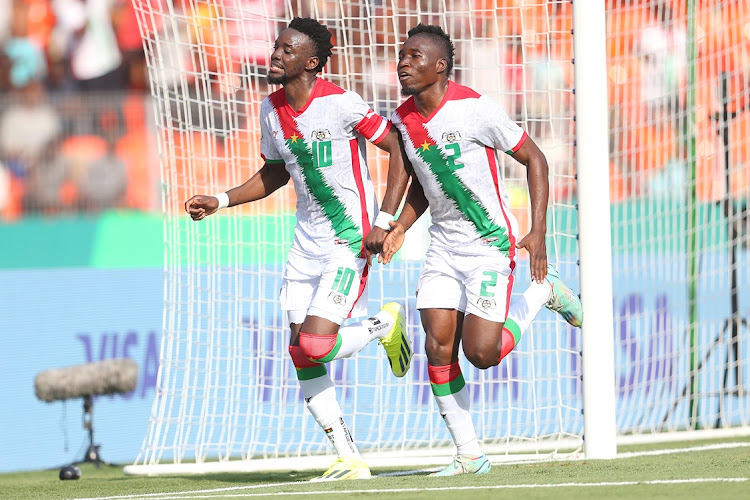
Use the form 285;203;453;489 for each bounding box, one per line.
288;17;333;73
407;24;455;76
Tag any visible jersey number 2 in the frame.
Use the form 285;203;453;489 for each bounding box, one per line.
444;143;463;171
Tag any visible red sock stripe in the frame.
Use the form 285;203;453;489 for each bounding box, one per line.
428;362;462;385
288;345;320;369
500;328;515;361
298;332;338;360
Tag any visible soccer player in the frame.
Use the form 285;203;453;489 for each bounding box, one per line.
184;17;412;481
375;24;584;476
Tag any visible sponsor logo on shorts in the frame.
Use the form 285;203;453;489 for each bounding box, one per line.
334;238;349;245
481;236;499;245
329;292;346;305
312;128;332;140
477;298;497;310
442;130;462;143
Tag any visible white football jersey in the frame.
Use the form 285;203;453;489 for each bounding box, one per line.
392;82;526;258
260;78;390;256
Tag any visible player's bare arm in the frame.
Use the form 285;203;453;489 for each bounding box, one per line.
364;127;411;260
510;136;549;283
184;162;290;221
380;175;429;264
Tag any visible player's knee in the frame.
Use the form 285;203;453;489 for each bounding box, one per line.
424;334;454;365
298;332;338;362
463;345;499;370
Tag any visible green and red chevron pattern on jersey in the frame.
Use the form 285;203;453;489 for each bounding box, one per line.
270;91;364;257
398;109;511;256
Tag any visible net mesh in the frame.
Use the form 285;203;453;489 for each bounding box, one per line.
129;0;749;469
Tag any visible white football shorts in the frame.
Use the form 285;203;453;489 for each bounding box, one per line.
279;246;369;325
415;245;515;323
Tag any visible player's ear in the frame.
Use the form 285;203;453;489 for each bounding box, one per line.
436;57;447;75
306;55;320;71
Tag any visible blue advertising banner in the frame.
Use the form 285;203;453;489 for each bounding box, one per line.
1;252;748;472
0;268;163;473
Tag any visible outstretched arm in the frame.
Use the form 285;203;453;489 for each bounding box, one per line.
364;127;411;260
184;162;290;221
379;174;429;264
511;136;549;283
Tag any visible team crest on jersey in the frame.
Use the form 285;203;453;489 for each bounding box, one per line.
442;130;462;143
329;291;346;306
477;298;497;310
312;128;332;140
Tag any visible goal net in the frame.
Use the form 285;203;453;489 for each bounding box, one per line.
125;0;749;474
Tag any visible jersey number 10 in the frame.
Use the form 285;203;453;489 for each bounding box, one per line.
312;140;333;169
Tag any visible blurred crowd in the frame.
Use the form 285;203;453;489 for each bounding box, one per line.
0;0;153;219
0;0;748;222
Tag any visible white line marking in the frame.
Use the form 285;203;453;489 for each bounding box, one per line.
87;478;750;499
70;441;750;500
617;441;750;458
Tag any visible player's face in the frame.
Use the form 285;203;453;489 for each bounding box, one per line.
397;35;444;96
267;28;317;85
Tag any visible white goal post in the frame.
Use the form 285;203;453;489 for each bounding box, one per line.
124;0;750;475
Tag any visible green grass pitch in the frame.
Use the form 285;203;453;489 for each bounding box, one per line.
2;436;749;499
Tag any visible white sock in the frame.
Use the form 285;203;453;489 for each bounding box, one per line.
429;363;483;458
332;310;394;359
435;387;483;457
299;375;361;459
506;280;551;333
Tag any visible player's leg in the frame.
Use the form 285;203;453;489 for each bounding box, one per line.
492;263;583;364
422;308;490;476
281;252;370;480
417;248;491;476
288;323;370;481
460;254;515;368
298;251;410;376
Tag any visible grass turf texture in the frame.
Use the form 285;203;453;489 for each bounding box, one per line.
2;437;749;500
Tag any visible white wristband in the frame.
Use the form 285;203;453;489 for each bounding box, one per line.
213;192;230;210
373;211;394;231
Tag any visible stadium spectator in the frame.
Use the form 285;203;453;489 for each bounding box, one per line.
0;25;61;182
112;0;147;91
636;1;686;116
54;0;125;91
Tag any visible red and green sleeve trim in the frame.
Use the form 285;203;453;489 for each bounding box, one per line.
261;154;285;165
505;131;528;155
428;362;466;397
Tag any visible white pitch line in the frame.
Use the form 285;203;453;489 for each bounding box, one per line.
70;441;750;500
87;478;749;499
617;441;750;458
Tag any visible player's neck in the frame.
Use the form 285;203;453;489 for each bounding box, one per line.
282;75;318;111
413;80;449;118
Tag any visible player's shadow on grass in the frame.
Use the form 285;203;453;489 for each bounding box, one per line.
167;467;434;484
